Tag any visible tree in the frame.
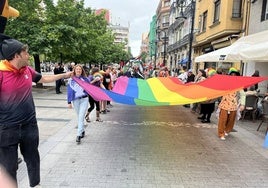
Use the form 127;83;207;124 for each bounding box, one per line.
6;0;130;70
6;0;48;87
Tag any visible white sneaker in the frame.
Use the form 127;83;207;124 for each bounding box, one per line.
220;136;226;141
224;132;229;137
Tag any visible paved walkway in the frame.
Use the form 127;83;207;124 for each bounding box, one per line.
17;83;268;188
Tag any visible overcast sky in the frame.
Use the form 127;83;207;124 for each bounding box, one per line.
84;0;159;57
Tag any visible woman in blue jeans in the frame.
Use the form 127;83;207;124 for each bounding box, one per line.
67;64;89;144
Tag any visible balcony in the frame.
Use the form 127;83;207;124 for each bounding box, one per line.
161;22;170;28
167;34;190;52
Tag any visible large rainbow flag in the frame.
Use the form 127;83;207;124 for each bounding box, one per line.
74;75;268;106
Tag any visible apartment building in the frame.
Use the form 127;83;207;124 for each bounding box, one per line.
95;9;110;23
167;0;195;71
192;0;267;92
109;24;129;52
193;0;246;73
155;0;171;67
147;0;268;83
140;32;149;54
95;9;129;53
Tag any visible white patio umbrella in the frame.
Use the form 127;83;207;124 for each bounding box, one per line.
195;30;268;63
194;42;249;62
239;41;268;62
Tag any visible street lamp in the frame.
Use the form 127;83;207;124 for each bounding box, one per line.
176;0;195;70
157;27;168;67
149;40;157;68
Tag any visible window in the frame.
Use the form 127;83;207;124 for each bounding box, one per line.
162;15;170;27
261;0;268;21
202;11;207;32
214;0;221;23
198;15;202;33
159;31;166;39
232;0;242;18
198;11;207;33
164;1;170;7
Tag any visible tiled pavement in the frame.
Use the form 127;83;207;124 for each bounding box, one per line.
16;84;268;188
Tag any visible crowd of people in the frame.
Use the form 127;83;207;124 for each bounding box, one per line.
64;62;263;141
120;63;264;141
0;32;266;187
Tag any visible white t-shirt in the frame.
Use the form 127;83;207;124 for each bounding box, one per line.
178;72;188;83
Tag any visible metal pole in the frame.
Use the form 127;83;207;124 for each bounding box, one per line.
150;42;152;61
163;31;166;66
188;0;195;70
155;40;157;68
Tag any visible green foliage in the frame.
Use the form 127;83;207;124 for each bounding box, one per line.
5;0;129;65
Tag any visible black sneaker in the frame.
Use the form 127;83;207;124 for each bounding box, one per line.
81;131;85;138
76;136;81;144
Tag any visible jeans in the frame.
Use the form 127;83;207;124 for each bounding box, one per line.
73;97;88;136
0;122;40;187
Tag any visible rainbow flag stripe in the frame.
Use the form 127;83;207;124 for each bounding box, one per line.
74;75;268;106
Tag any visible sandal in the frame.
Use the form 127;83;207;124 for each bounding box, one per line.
96;117;103;122
85;112;90;122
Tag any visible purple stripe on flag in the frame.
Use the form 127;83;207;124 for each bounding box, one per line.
73;77;111;101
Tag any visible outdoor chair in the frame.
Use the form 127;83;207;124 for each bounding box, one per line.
257;99;268;134
241;94;259;122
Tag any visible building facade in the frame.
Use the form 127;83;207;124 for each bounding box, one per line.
146;0;268;86
155;0;171;67
193;0;247;74
140;32;149;54
95;9;110;23
95;9;130;53
148;15;157;67
108;25;129;52
167;0;195;71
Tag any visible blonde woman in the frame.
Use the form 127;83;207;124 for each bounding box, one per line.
67;65;90;144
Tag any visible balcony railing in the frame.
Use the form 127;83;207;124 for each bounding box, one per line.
167;34;190;52
162;22;170;28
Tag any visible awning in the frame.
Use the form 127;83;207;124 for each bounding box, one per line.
239;41;268;62
194;42;244;62
195;30;268;63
